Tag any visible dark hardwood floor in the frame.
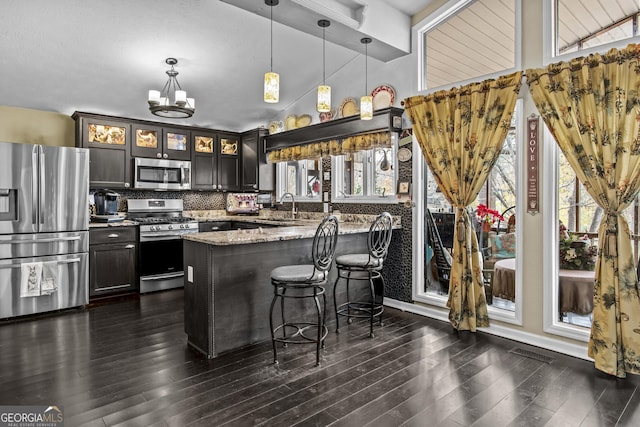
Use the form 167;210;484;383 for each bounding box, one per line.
1;289;640;427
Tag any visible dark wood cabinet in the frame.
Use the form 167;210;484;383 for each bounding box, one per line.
130;124;191;161
242;128;274;192
191;131;217;190
73;112;132;189
191;131;241;191
130;123;163;159
218;132;240;191
89;227;138;299
162;127;191;161
74;111;245;192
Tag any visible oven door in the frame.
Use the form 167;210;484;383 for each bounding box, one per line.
134;158;191;190
138;236;184;293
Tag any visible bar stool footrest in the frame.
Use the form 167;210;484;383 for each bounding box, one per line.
272;322;329;345
336;301;384;319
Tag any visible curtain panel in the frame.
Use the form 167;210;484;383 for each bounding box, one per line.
267;131;391;163
527;43;640;378
404;71;522;331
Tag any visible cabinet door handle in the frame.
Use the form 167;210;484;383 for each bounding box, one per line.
156;153;162;158
125;244;135;249
125;183;130;188
163;153;168;159
107;233;119;238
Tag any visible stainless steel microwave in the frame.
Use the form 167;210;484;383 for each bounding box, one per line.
134;157;191;190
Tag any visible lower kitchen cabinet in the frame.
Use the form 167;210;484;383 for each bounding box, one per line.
89;227;138;299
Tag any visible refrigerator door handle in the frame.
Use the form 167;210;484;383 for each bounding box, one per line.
39;145;45;226
0;257;81;270
32;146;39;227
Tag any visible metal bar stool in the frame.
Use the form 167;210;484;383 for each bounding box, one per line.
269;215;339;366
333;212;393;338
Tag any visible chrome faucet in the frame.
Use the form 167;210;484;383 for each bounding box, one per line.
279;192;297;219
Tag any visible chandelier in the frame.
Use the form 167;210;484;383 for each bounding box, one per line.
148;58;195;118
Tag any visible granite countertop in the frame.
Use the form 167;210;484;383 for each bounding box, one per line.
183;221;382;246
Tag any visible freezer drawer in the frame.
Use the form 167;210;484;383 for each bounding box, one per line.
0;231;88;260
0;252;88;319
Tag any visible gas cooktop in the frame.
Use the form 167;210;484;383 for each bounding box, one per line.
129;216;195;224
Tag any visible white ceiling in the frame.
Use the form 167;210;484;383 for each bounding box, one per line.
3;0;633;136
0;0;433;133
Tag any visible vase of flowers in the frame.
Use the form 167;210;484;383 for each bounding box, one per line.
559;234;598;270
475;203;504;232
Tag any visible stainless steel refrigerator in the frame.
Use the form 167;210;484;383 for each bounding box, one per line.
0;142;89;319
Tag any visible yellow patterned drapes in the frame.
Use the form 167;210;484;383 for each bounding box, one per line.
527;43;640;378
267;131;391;163
404;71;522;331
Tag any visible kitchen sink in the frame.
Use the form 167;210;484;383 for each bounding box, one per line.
198;220;280;232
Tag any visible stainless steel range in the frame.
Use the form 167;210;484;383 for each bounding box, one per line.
127;199;198;293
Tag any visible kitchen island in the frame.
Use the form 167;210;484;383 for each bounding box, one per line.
182;217;400;358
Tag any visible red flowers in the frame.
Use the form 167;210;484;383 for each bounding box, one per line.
476;203;504;223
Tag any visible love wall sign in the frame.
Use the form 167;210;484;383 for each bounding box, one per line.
527;115;539;214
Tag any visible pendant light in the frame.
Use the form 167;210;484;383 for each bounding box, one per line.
317;19;331;113
360;37;373;120
264;0;279;103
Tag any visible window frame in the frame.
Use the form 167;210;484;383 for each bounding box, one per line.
542;0;640;66
416;0;522;93
542;128;590;342
412;99;524;326
331;135;399;205
275;159;322;202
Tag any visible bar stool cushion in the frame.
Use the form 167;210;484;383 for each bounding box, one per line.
271;264;327;284
335;254;383;268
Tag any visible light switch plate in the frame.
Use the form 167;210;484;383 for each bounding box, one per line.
323;172;330;181
187;265;193;283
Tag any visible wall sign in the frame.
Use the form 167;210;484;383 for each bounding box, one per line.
527;115;539;215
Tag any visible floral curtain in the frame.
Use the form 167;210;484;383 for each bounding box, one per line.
527;43;640;378
267;131;391;163
404;71;522;331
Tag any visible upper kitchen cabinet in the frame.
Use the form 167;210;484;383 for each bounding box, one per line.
217;133;241;191
73;112;132;189
191;131;241;191
241;128;274;192
191;130;217;190
131;124;191;161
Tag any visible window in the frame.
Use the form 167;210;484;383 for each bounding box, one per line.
418;100;522;324
555;150;638;331
545;0;640;62
276;159;322;201
418;0;518;91
332;139;397;202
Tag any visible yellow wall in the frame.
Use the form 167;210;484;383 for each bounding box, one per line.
0;106;75;147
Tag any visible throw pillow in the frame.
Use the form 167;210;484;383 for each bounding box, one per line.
491;232;516;259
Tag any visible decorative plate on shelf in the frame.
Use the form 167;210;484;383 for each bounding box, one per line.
371;84;396;110
296;114;312;128
285;114;297;131
339;97;359;118
319;107;337;122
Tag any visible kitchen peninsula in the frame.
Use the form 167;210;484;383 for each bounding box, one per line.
182;215;400;358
